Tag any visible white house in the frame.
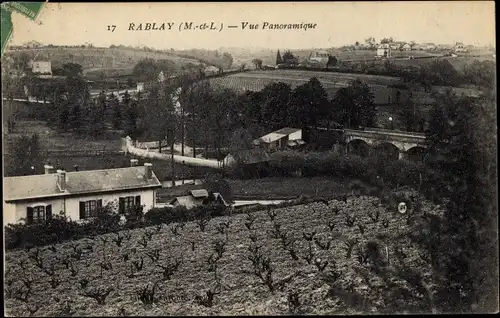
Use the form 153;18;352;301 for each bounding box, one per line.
253;127;304;151
3;161;162;225
376;44;391;58
31;61;52;75
308;50;330;63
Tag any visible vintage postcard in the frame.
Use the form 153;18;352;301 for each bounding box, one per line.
2;1;497;316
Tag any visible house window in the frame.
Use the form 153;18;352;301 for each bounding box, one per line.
79;199;103;219
119;195;141;214
26;205;52;224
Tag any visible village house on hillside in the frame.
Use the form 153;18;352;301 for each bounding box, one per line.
376;44;392;58
3;161;162;225
29;60;52;75
253;127;305;152
169;189;227;209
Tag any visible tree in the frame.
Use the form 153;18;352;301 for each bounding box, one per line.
87;92;107;136
228;127;254;155
282;50;298;64
380;37;394;44
132;58;161;82
289;78;330;129
276;50;283;65
222;52;233;69
365;37;376;49
251;59;263;70
326;56;338;69
260;82;292;130
203;173;233;204
11;134;42;176
331;79;376;128
107;93;121;129
61;63;83;77
423;90;498;312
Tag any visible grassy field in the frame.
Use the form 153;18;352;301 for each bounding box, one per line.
4;192;444;316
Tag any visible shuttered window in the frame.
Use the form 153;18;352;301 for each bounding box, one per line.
79;199;103;219
26;205;52;224
119;195;141;214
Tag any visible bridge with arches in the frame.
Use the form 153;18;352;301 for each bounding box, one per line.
343;128;428;161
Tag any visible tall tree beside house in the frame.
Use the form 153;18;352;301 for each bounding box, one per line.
108;92;121;129
10;134;42;176
87;95;107;137
260;82;292;131
331;79;376;128
276;50;283;65
123;99;140;139
289;77;330;129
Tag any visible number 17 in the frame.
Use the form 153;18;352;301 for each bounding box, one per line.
107;25;116;32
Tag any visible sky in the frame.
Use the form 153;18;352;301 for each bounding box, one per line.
7;2;496;50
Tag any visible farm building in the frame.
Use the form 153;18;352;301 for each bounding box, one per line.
204;65;221;76
308;50;330;63
401;43;412;51
3;162;162;225
376;44;391;58
253;127;305;151
169;189;227;209
31;61;52;75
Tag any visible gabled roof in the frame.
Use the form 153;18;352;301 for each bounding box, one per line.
256;127;302;144
4;166;162;202
189;189;209;198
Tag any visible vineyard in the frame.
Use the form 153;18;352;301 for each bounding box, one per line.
4;191;445;316
209;70;427;105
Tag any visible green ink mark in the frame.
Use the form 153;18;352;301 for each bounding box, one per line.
1;7;13;55
4;2;44;21
1;2;45;56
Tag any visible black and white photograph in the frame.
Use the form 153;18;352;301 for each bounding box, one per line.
2;1;498;316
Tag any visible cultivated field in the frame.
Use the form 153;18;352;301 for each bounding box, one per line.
209;70;435;105
4;194;443;316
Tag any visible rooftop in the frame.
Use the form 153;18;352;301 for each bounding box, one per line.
4;166;162;202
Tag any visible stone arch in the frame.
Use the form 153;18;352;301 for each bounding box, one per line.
406;146;427;162
372;142;400;161
346;139;370;157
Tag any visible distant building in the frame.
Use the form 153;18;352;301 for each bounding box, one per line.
137;82;144;92
376;44;391;58
3;162;162;225
401;43;412;51
169;189;227;209
421;43;437;51
253;127;304;152
31;61;52;75
308;50;330;63
455;42;468;53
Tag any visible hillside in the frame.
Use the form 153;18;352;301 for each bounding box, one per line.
3;47;203;78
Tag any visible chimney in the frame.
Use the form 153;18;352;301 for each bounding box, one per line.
44;165;54;174
144;163;153;180
130;159;139;167
57;170;67;191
